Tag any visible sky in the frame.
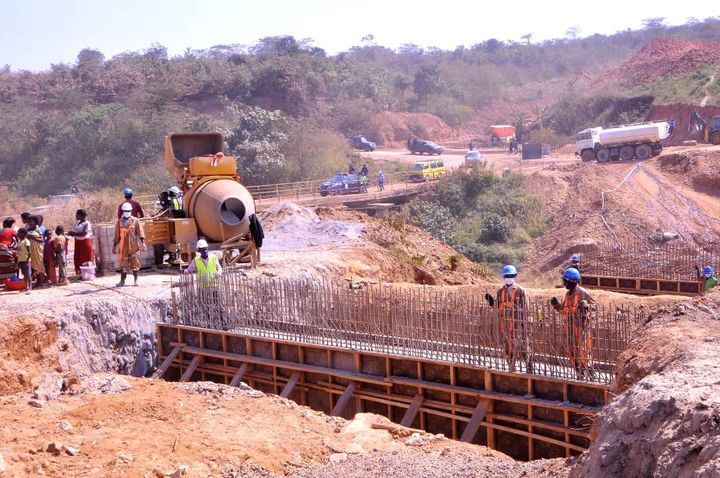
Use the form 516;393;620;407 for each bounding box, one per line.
0;0;716;71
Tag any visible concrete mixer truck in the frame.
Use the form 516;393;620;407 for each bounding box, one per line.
575;121;670;162
144;133;261;267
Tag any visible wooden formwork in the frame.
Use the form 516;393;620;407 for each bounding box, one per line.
581;274;703;296
156;323;608;461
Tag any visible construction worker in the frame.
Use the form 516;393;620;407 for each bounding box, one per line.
168;186;185;218
377;171;385;191
485;265;532;373
183;239;225;328
117;188;145;219
697;265;718;291
570;254;581;272
550;268;596;380
113;202;146;286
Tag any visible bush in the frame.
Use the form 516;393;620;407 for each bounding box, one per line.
408;201;455;243
481;213;511;242
423;95;474;128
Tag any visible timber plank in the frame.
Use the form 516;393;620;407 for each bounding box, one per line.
180;356;202;382
331;382;357;416
400;394;424;427
460;399;490;443
152;346;181;379
229;363;249;387
280;371;301;398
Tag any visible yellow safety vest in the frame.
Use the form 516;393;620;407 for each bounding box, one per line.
171;197;181;211
193;255;219;288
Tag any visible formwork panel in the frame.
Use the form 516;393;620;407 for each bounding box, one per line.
303;348;328;367
203;333;224;366
390;358;418;378
425;413;453;439
533;379;563;401
456;367;484;389
252;340;273;359
422;363;451;384
307;388;330;412
361;356;385;376
568;384;604;407
226;336;246;355
492;373;528;395
331;351;355;372
277;344;300;364
183;330;201;348
496;428;528;461
531;407;564;425
493;400;528;418
534;440;566;459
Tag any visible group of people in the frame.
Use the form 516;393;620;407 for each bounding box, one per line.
0;209;93;292
348;163;385;192
485;258;595;379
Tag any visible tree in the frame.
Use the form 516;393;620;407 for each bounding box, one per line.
510;110;531;142
642;17;666;31
413;64;442;102
521;33;533;45
565;26;581;40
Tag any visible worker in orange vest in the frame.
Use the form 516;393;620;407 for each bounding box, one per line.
550;268;596;380
485;265;532;373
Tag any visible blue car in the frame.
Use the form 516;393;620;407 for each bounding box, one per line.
409;139;443;155
350;135;376;152
319;172;369;196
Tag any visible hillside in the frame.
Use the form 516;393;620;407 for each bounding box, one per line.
3;19;720;196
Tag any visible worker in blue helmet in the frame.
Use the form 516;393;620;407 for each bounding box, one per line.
570;254;581;271
697;265;718;292
551;268;596;380
117;188;145;219
484;265;533;373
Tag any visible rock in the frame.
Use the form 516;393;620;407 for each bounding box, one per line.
0;451;5;473
46;442;63;456
329;452;348;463
704;337;716;342
117;452;134;463
33;373;64;401
345;443;364;454
58;420;73;432
81;375;131;394
246;390;265;398
28;399;45;409
404;432;425;446
64;445;80;456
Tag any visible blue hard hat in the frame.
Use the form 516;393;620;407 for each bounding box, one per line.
703;265;714;276
123;188;133;196
502;265;517;276
571;254;580;262
563;267;581;281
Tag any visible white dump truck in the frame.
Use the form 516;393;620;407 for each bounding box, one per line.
575;121;671;162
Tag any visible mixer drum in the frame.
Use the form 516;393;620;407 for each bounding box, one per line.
187;179;256;243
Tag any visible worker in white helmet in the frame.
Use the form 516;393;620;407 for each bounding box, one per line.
113;202;146;286
183;239;222;279
184;239;225;328
168;186;184;218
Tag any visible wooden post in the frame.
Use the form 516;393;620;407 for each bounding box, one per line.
152;346;181;379
229;363;249;387
280;371;301;399
460;399;490;443
180;355;202;382
331;382;357;416
484;372;495;448
401;394;424;428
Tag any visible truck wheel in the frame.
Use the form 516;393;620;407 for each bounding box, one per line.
581;150;596;162
619;146;634;161
711;132;720;145
596;148;610;163
635;144;652;160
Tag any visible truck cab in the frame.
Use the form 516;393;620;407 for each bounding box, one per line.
575;128;601;161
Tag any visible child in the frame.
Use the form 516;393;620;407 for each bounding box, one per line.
16;227;32;293
43;229;57;284
53;225;69;285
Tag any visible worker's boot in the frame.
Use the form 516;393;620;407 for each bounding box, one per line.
132;271;138;286
116;272;127;287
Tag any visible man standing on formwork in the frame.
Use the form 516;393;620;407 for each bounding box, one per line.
485;265;533;373
550;268;596;380
113;202;146;287
183;239;226;329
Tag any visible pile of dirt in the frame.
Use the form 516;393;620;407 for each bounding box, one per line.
0;317;60;395
524;150;720;280
658;149;720;190
0;374;570;477
647;104;720;145
570;291;720;477
315;206;490;286
608;37;720;86
369;111;456;146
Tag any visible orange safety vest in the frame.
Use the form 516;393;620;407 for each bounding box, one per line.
561;290;592;367
498;286;517;358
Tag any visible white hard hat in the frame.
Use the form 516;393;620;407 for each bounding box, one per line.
168;186;181;195
196;239;209;250
121;202;133;212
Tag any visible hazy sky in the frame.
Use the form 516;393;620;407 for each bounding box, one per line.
0;0;715;71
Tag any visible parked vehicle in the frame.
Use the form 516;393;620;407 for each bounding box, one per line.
350;135;376;152
464;150;484;167
575;121;670;162
409;139;443;155
319;172;369;196
408;159;446;182
689;112;720;145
